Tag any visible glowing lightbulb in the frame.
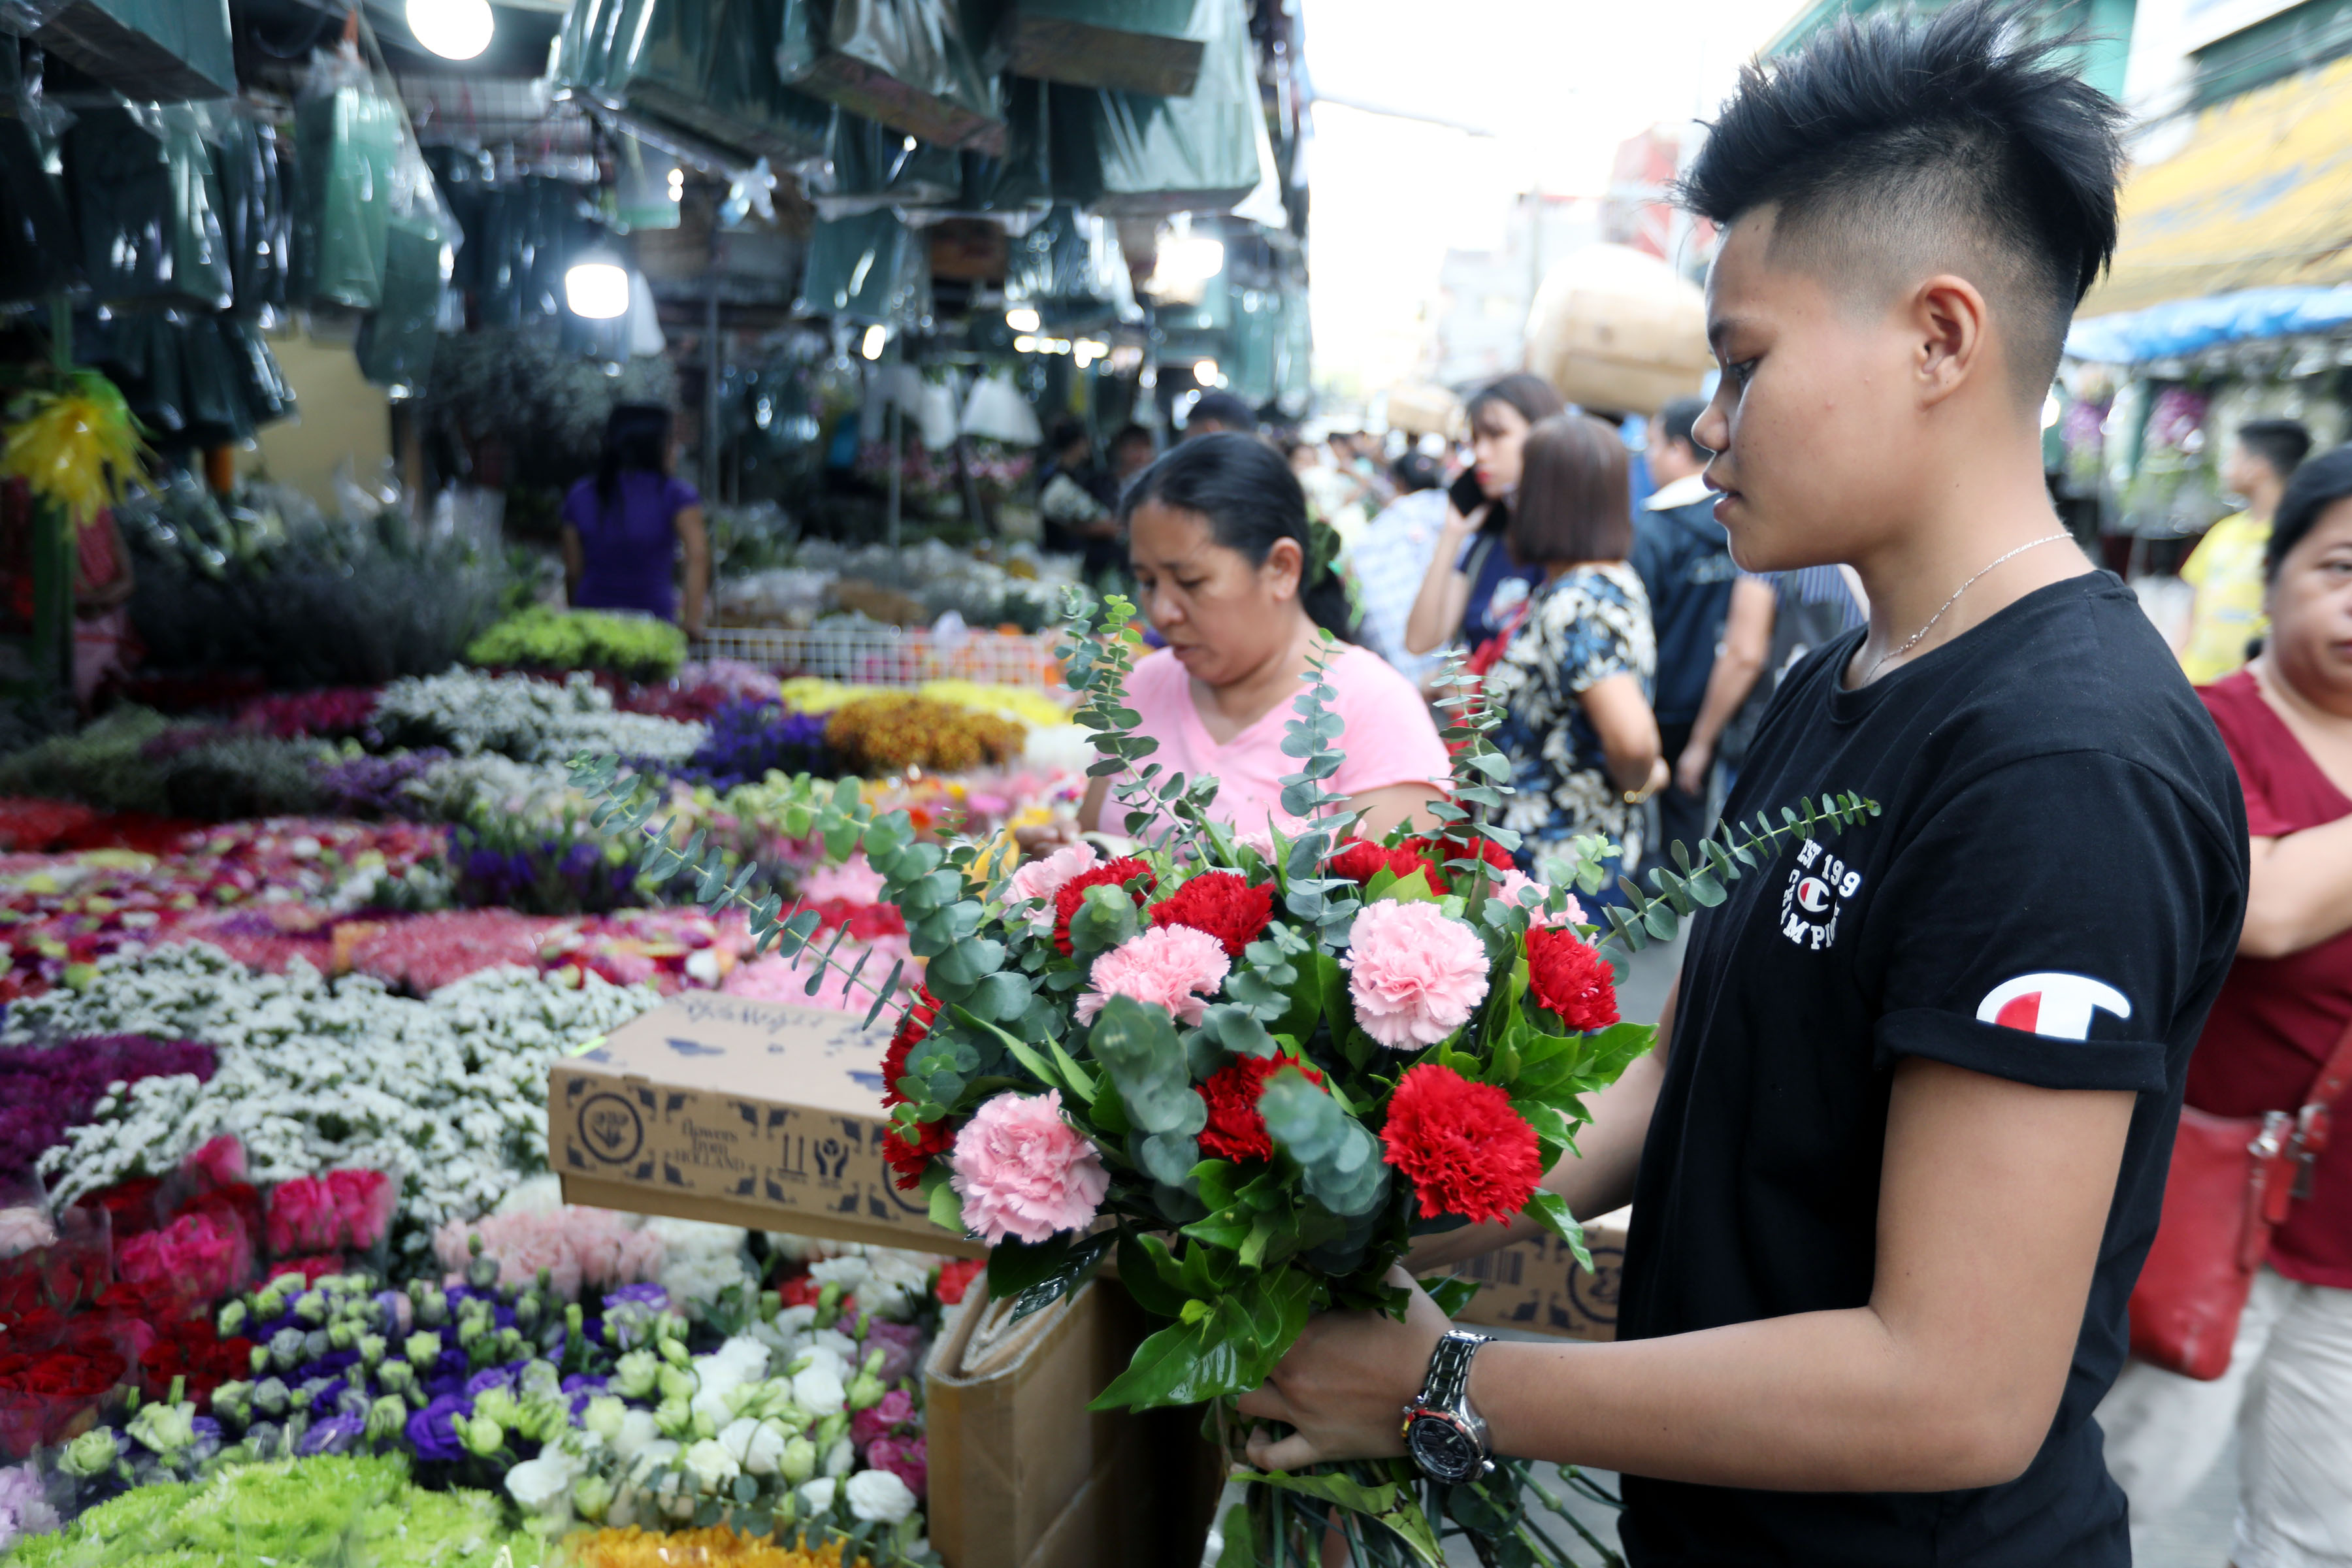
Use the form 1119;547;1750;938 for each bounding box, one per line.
405;0;494;61
564;261;630;320
1005;306;1041;333
860;324;887;361
1194;359;1220;385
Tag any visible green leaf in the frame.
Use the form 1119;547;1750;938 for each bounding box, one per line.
1067;883;1140;958
1117;1230;1192;1318
1258;1069;1389;1218
1250;1470;1444;1565
1522;1190;1592;1272
1088;1269;1314;1410
1006;1231;1114;1324
968;970;1033;1024
1420;1274;1480;1318
1089;995;1207;1137
1215;1503;1260;1568
924;1172;964;1238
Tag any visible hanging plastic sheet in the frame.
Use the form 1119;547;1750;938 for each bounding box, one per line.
557;0;832;169
425;146;495;293
291;49;401;311
472;176;595;328
955;73;1049;220
74;307;184;435
29;0;235;102
1004;0;1201;96
1047;0;1260;216
63;102;232;308
776;0;1004;152
794;206;928;322
179;307;252;446
213;112;287;317
0;44;76;301
1002;203;1135;331
812;106;959;216
355;165;455;398
221;315;294;425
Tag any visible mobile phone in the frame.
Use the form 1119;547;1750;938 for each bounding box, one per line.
1448;470;1487;517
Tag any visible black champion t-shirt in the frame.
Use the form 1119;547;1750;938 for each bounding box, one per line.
1615;572;2247;1567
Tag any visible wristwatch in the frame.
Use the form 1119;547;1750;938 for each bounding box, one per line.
1400;1328;1495;1483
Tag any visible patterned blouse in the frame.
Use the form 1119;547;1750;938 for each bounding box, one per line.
1484;562;1657;873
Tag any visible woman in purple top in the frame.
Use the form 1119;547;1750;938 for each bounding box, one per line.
561;404;710;638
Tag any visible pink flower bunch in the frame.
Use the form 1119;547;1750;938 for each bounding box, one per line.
345;909;565;993
1005;841;1098;906
866;1433;927;1498
1075;924;1230;1026
181;1135;246;1190
1343;900;1492;1049
800;857;887;906
265;1169;395;1257
117;1209;249;1308
1490;868;1584;927
950;1090;1108;1246
851;1386;917;1448
427;1208;666;1301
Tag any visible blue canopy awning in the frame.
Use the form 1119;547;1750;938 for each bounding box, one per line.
2066;284;2352;366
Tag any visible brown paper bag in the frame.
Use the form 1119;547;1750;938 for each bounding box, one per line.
924;1279;1219;1568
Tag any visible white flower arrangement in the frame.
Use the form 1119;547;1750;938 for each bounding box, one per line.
374;668;706;766
3;942;659;1252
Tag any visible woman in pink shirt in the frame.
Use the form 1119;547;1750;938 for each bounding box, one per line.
1077;433;1450;841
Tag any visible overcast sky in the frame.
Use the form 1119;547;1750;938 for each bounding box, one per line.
1299;0;1791;399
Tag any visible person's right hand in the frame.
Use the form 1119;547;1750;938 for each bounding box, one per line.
1441;500;1489;538
1674;738;1713;799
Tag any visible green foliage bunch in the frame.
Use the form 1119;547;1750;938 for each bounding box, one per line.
465;606;689;682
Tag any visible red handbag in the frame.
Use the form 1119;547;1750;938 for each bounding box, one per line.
2127;1019;2352;1380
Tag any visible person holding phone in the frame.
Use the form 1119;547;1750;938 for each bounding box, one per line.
1402;374;1565;666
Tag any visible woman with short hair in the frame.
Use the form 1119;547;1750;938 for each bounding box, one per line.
1482;412;1663;888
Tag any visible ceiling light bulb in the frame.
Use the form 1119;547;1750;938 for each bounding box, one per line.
406;0;495;61
1005;306;1040;333
860;324;887;361
1194;358;1219;385
564;261;630;320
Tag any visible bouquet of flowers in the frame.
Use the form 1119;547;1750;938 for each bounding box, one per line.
578;591;1876;1563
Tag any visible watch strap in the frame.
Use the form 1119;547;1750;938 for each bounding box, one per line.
1420;1329;1492;1411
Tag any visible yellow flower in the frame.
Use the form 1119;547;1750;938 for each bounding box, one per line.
1;372;150;527
557;1525;865;1567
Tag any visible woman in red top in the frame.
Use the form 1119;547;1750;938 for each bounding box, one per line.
2098;444;2352;1567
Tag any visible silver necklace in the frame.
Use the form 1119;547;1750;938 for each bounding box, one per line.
1864;532;2070;681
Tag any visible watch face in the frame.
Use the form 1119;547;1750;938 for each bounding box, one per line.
1407;1414;1479;1481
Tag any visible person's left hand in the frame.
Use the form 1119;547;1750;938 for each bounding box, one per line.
1235;1267;1453;1472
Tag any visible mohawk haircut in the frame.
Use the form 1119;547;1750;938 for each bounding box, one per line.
1678;0;2127;398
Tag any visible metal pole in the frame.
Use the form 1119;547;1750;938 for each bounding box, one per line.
886;389;902;552
703;286;721;500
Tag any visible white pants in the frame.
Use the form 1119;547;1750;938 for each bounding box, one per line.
2097;1267;2352;1568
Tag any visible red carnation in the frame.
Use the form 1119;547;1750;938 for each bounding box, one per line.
1197;1053;1326;1162
1326;839;1392;883
1328;837;1453;888
1150;872;1276;959
885;1115;956;1191
1525;926;1618;1032
1403;834;1513;874
1051;858;1156;955
1379;1063;1541;1227
935;1257;985;1306
881;987;943;1109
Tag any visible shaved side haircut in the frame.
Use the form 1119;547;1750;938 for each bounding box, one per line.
1678;0;2127;400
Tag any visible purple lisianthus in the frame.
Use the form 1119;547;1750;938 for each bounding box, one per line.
464;1364;521;1398
662;700;829;792
862;1319;925;1386
316;747;450;819
405;1394;474;1463
298;1413;365;1457
604;1283;668;1310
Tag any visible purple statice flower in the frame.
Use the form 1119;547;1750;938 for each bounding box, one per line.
0;1462;61;1549
405;1394;473;1463
314;748;450;819
661;701;829;792
0;1036;218;1183
297;1413;365;1456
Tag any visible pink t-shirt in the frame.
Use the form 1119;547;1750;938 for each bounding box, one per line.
1118;644;1450;837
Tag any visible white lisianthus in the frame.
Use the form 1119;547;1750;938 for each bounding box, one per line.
681;1438;740;1494
791;1362;846;1417
797;1477;838;1515
822;1435;855;1478
845;1468;918;1525
505;1449;585;1515
627;1438;681;1486
719;1416;788;1477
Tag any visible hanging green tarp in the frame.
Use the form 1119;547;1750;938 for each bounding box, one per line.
794;207;926;321
31;0;233;102
355;188;455;397
290;52;402;312
221;316;295;425
1003;202;1134;330
776;0;1004;152
1048;0;1260;215
213;112;288;317
471;177;595;329
818;106;960;212
1005;0;1201;96
63;103;232;308
180;306;253;445
557;0;832;169
0;48;76;301
957;72;1049;217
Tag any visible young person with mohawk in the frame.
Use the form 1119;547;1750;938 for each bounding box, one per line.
1237;5;2250;1562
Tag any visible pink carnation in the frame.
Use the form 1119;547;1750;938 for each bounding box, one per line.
1005;841;1098;906
949;1090;1107;1247
429;1209;665;1301
1491;868;1584;927
1075;924;1230;1027
1344;900;1491;1049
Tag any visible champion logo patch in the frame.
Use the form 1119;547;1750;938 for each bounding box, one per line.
1975;973;2131;1040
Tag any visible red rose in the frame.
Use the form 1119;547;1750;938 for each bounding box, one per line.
1378;1063;1541;1227
139;1318;254;1406
885;1117;955;1191
90;1177;163;1239
935;1257;985;1307
1150;872;1276;960
1051;858;1156;955
777;1273;823;1308
1525;926;1618;1032
1197;1053;1325;1162
880;988;943;1111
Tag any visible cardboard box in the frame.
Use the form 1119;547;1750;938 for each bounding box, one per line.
549;994;985;1258
1446;1206;1630;1341
926;1279;1218;1568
